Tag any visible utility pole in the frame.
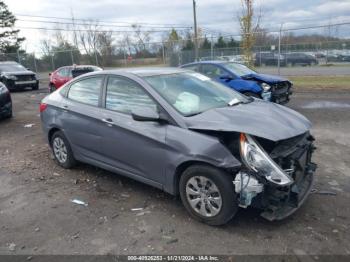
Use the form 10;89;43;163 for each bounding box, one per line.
193;0;199;61
277;23;283;75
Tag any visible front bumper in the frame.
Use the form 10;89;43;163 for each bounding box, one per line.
236;133;317;221
4;79;39;90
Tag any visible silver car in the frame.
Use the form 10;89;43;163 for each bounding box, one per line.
40;68;316;225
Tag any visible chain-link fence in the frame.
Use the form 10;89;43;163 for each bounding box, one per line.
1;22;349;75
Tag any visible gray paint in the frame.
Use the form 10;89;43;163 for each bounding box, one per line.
185;99;311;142
41;69;312;195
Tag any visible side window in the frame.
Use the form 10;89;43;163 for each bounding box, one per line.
68;77;103;106
201;64;224;78
183;65;199;72
105;76;157;114
57;67;70;77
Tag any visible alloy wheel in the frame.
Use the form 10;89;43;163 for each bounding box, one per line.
53;137;68;164
185;176;222;217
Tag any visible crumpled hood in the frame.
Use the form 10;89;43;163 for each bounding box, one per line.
185;100;311;141
243;73;289;84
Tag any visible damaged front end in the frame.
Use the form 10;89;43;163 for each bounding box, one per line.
233;132;317;221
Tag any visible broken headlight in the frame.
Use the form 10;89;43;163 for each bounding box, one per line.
260;82;271;91
239;133;293;186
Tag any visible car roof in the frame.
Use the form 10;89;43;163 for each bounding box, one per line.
101;67;188;77
180;60;248;67
182;61;227;67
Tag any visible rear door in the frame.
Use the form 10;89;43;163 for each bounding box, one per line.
60;75;106;159
99;75;167;185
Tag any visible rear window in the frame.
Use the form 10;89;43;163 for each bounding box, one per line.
67;76;103;106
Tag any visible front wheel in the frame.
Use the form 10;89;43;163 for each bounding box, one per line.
179;165;238;226
51;131;76;169
32;83;39;90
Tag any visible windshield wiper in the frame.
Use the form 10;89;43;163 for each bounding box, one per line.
186;112;203;117
228;98;243;106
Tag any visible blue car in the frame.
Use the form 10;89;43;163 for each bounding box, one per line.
180;61;293;104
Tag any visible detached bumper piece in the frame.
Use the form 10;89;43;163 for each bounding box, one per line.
260;134;317;221
271;81;293;104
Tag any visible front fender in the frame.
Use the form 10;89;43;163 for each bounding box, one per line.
163;125;241;194
227;79;262;94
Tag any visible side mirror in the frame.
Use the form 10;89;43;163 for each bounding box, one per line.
132;108;166;122
219;74;233;81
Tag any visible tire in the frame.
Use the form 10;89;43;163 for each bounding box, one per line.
243;91;260;98
179;164;238;226
49;84;56;93
51;130;76;169
32;84;39;90
6;109;13;119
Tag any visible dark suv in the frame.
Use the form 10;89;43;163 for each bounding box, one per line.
254;52;286;66
0;61;39;91
284;53;318;66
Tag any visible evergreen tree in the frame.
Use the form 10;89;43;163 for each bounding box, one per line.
182;32;195;51
214;36;227;49
227;37;239;48
0;1;24;53
201;36;211;50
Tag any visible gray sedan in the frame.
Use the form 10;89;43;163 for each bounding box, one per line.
40;68;317;225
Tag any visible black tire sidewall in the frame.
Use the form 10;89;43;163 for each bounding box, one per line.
179;165;238;226
51;131;76;169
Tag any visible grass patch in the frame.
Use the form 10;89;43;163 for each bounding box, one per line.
289;76;350;89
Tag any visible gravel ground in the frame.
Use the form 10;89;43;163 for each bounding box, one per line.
0;85;349;256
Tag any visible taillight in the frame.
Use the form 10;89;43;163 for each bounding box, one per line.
39;103;48;113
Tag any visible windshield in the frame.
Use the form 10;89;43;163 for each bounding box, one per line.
0;63;27;72
144;72;250;117
223;62;256;77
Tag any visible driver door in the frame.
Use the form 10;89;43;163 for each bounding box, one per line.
99;75;167;185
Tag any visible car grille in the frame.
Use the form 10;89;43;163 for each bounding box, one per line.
271;81;290;95
15;75;35;81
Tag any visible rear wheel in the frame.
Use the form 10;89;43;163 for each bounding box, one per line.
51;131;76;169
179;164;238;226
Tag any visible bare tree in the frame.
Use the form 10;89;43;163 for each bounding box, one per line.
239;0;261;67
97;31;114;66
78;20;100;64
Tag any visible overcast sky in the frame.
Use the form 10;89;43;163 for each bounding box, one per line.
4;0;350;53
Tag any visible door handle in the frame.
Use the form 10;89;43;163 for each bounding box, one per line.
102;118;114;126
62;105;68;112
